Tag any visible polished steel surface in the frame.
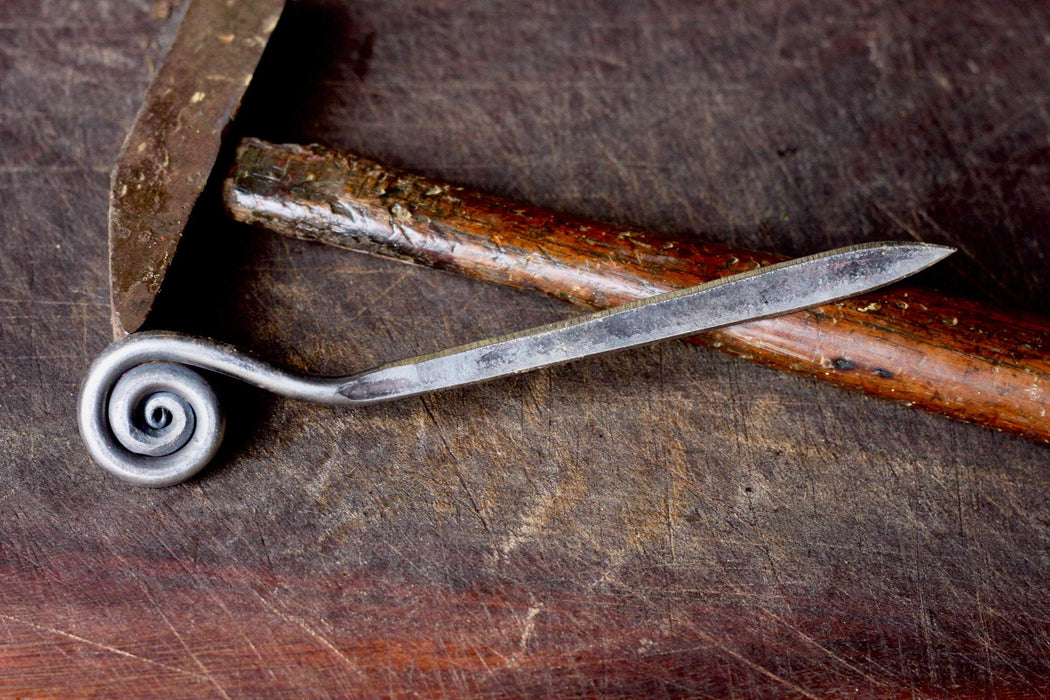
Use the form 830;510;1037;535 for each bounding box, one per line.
338;242;953;402
80;242;953;486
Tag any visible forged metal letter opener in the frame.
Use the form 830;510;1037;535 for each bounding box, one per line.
82;242;952;486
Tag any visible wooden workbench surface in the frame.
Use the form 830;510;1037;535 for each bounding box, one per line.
2;0;1049;695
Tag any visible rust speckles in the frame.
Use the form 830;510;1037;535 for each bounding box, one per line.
832;357;856;371
108;0;283;336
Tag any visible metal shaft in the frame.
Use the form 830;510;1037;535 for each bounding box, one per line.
338;242;952;402
80;241;952;486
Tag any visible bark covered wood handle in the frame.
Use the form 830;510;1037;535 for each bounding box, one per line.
224;137;1050;443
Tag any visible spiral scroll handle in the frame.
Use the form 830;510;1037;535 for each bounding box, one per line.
78;332;350;487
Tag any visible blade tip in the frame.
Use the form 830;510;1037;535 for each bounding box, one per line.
916;243;956;265
874;240;956;267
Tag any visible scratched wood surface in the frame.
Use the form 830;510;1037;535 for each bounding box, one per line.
2;0;1050;697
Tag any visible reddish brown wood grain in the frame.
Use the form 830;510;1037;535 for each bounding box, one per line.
225;138;1050;443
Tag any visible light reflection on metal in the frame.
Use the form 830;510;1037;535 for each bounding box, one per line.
80;242;953;487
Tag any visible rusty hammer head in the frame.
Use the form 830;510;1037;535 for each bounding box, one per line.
108;0;285;338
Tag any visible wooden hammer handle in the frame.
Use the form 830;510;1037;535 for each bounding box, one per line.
224;138;1050;443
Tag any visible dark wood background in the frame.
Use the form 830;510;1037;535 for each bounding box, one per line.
2;0;1050;696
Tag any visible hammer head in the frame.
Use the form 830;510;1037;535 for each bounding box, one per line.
109;0;284;337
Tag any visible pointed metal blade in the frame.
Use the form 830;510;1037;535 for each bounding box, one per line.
338;242;955;403
109;0;285;337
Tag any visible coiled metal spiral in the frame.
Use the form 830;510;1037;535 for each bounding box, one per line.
78;332;349;487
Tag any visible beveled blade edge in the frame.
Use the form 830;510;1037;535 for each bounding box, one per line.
338;242;955;402
109;0;285;338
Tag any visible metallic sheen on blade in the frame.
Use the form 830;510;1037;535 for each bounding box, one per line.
81;241;952;485
338;242;955;402
109;0;285;337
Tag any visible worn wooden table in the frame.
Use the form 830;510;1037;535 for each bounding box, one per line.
2;0;1049;696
